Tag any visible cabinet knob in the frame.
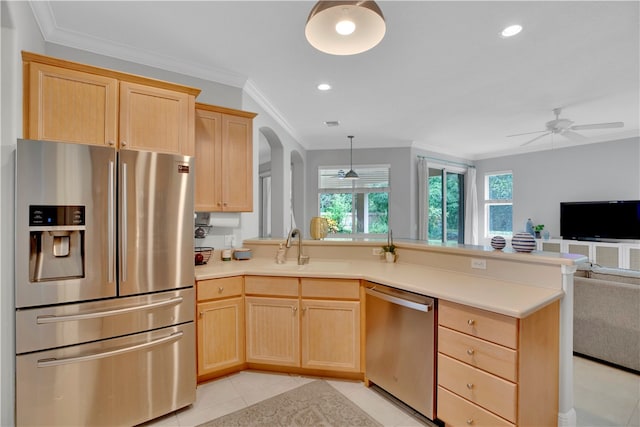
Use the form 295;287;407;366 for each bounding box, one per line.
302;307;307;313
223;202;228;207
292;306;298;313
466;383;474;389
467;319;475;326
199;311;203;318
218;287;224;293
466;348;475;356
121;140;127;147
108;140;115;146
466;419;474;425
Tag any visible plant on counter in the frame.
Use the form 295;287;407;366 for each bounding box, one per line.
382;229;396;254
534;224;545;238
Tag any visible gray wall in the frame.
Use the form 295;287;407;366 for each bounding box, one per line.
475;137;640;242
305;147;415;239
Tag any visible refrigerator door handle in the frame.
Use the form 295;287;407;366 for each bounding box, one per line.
108;159;115;284
36;331;184;367
36;296;184;324
121;162;128;282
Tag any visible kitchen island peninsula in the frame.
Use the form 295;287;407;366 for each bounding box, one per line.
195;238;586;427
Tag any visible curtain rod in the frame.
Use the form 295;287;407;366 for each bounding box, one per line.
417;155;475;169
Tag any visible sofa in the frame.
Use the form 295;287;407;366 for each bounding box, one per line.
573;264;639;372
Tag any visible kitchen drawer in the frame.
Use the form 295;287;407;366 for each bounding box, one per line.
438;353;516;423
437;386;514;427
439;300;518;349
301;278;360;300
438;326;517;382
245;276;299;297
197;276;243;302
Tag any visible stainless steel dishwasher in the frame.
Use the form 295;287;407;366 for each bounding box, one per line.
365;283;436;419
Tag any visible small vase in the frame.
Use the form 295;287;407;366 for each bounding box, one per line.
385;252;395;263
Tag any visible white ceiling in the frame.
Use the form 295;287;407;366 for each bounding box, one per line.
30;1;639;160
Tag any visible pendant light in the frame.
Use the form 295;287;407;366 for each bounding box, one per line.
344;135;359;180
305;1;386;56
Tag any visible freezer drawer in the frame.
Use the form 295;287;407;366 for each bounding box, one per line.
16;323;196;427
16;288;194;354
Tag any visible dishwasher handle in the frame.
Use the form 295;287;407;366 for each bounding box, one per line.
365;286;433;312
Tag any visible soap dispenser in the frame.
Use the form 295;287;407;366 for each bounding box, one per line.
275;243;286;264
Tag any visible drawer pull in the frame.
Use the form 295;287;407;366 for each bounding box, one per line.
466;419;474;425
467;319;475;326
466;383;474;389
218;287;224;293
466;348;475;356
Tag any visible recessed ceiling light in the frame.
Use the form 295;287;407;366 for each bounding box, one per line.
317;83;332;91
324;120;340;127
501;24;523;38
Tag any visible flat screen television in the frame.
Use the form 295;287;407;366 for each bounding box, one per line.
560;200;640;241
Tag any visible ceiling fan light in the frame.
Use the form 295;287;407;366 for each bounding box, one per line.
305;1;386;55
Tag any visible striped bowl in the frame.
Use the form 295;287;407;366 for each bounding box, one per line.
511;232;536;253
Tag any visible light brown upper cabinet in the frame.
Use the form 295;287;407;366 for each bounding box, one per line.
23;51;200;156
195;103;257;212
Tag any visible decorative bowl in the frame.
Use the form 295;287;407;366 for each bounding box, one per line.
490;236;506;250
511;232;536;253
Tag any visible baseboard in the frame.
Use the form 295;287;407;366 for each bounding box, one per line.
573;352;639;375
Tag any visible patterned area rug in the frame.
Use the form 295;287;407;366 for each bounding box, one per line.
197;380;383;426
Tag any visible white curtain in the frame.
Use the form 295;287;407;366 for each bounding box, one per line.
417;157;429;240
464;167;479;245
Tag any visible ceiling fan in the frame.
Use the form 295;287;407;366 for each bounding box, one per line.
507;107;624;146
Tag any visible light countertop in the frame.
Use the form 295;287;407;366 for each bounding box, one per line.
195;257;565;318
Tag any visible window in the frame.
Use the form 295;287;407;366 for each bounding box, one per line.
318;165;390;236
428;167;465;243
485;171;513;237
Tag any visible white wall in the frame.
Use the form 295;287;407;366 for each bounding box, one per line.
1;2;46;425
475;137;640;243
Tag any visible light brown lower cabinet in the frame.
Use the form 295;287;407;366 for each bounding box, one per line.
196;277;245;381
437;299;559;426
244;276;361;374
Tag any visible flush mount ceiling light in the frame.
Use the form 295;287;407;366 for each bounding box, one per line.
501;24;523;38
344;135;359;179
317;83;332;91
305;1;386;55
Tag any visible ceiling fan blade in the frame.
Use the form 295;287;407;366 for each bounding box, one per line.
561;130;588;142
521;132;552;146
506;129;547;137
571;121;624;131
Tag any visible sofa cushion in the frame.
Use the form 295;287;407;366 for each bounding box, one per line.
590;266;640;285
573;276;640;372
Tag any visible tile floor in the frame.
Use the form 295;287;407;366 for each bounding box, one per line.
143;356;639;427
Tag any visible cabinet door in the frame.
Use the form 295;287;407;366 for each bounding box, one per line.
194;109;222;211
245;296;299;367
26;62;118;146
301;299;360;372
221;114;253;212
119;81;193;155
197;297;245;377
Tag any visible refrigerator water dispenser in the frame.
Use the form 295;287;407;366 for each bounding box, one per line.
29;205;85;282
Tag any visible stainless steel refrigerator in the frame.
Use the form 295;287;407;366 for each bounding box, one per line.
15;139;196;426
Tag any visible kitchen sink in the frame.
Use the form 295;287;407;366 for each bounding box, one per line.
269;260;350;272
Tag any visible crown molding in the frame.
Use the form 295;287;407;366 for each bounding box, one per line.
243;78;304;148
29;1;246;88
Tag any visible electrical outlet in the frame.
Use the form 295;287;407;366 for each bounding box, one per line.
372;247;383;256
471;258;487;269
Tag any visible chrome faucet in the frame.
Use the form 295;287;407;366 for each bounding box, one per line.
285;228;309;265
